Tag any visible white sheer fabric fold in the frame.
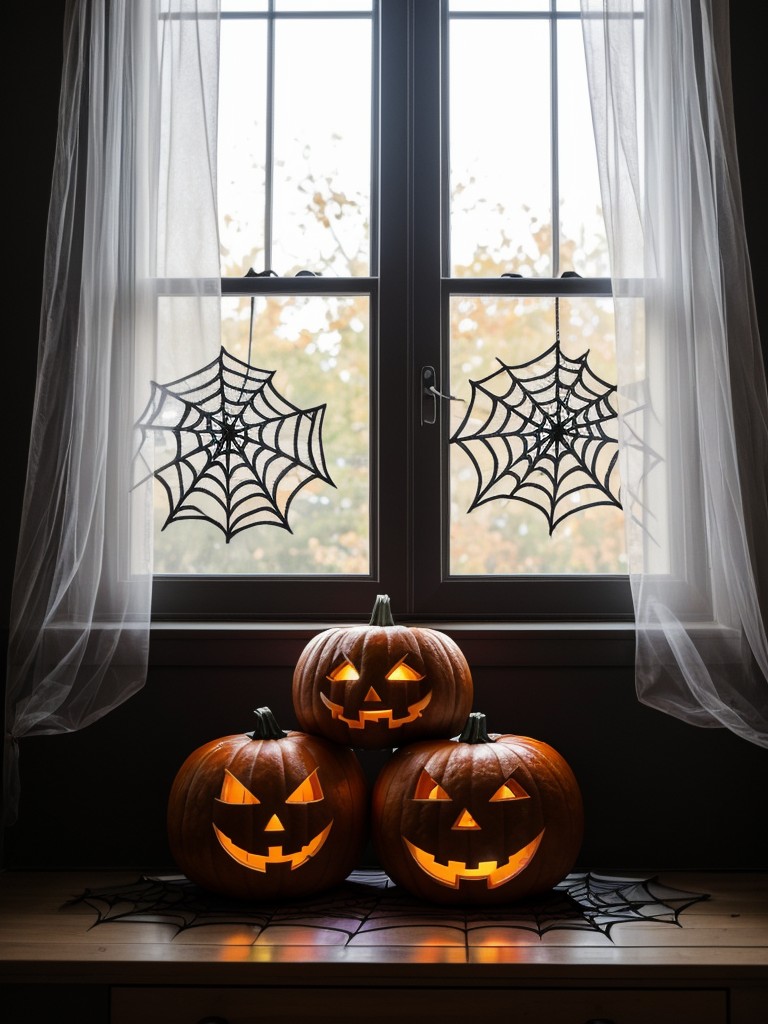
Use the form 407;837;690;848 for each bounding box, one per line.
581;0;768;745
3;0;221;826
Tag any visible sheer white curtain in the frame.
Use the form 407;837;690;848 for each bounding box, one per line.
3;0;221;826
581;0;768;745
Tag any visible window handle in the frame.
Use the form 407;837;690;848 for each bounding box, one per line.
421;365;464;426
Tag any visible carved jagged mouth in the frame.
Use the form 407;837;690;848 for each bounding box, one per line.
403;830;545;889
213;821;333;872
320;690;432;729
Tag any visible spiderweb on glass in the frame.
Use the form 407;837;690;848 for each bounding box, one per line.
65;869;708;944
134;346;334;541
450;298;622;534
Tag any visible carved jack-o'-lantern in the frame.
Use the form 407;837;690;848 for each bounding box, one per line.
167;707;368;900
291;595;473;750
371;712;584;905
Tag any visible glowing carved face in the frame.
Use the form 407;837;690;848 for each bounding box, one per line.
291;598;474;751
321;655;430;730
371;720;585;906
404;767;544;889
213;766;331;873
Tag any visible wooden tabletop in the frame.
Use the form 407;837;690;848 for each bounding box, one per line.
1;868;767;986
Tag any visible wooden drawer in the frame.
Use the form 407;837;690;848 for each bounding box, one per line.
111;985;728;1024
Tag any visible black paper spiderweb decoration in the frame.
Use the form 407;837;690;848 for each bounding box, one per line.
66;870;708;944
451;297;622;534
134;341;334;542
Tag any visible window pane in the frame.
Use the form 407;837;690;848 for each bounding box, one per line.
276;1;372;9
219;19;268;276
272;19;372;275
222;1;269;11
151;295;370;575
448;295;626;575
218;13;372;278
450;2;550;12
558;20;609;276
222;5;373;16
449;18;552;276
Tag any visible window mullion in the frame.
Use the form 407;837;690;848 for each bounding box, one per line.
550;0;560;277
264;0;276;270
375;0;412;613
410;0;445;614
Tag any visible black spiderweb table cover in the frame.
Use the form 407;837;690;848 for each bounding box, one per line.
66;869;708;944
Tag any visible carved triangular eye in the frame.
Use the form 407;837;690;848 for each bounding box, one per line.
219;769;260;805
328;659;359;681
414;768;451;801
490;777;530;801
385;657;425;682
286;768;324;803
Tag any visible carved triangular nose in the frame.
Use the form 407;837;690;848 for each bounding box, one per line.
264;813;285;832
364;686;382;702
452;808;481;830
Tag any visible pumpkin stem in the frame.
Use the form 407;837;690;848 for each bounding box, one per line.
457;712;494;744
369;594;396;627
247;706;287;741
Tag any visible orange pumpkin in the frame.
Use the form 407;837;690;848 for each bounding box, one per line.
291;595;473;750
371;712;584;905
167;707;367;900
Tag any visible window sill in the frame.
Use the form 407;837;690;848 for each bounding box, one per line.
148;620;637;668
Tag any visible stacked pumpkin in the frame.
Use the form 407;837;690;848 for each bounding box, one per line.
167;595;584;905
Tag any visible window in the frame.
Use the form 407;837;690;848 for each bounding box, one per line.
151;0;633;622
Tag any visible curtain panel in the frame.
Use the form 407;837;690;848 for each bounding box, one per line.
581;0;768;745
2;0;222;827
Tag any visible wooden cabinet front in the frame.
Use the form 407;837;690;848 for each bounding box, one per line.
111;984;727;1024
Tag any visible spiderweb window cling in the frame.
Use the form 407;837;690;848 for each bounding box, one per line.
450;296;622;535
134;345;334;542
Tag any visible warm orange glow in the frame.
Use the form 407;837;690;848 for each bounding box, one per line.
218;768;326;808
490;778;529;801
364;686;382;702
286;768;324;803
414;768;450;801
327;659;360;682
452;808;480;830
219;770;260;805
328;656;425;684
214;820;333;872
403;830;545;889
264;813;285;832
320;689;432;729
385;658;425;682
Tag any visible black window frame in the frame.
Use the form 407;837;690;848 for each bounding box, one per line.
151;0;634;625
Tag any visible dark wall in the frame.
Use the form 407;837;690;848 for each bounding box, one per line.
5;642;768;871
5;4;67;632
3;2;767;873
730;2;767;355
